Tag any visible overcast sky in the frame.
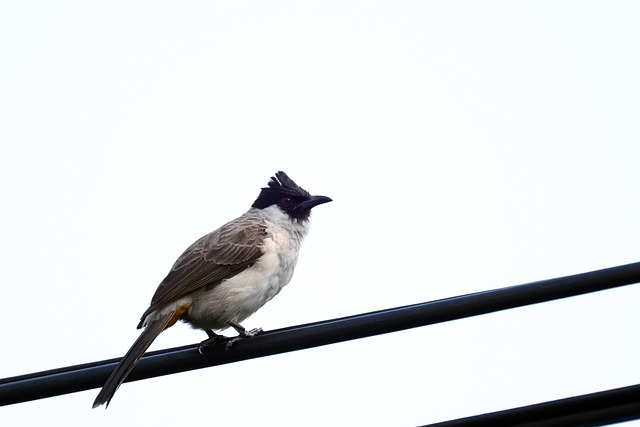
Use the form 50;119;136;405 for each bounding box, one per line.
2;1;640;426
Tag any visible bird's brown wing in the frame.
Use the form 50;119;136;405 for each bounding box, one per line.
138;212;267;326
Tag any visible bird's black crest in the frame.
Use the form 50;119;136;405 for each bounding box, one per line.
252;171;310;209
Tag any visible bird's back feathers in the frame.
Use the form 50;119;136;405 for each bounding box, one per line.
138;212;268;328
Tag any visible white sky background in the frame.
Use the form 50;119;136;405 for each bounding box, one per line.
1;1;640;426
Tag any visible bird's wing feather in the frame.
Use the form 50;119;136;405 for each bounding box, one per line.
139;212;267;324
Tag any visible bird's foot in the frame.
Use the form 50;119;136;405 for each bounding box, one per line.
198;330;232;354
225;328;263;349
225;321;264;349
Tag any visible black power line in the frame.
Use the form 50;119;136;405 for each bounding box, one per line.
421;383;640;427
1;261;640;410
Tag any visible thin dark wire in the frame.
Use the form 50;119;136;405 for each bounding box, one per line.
420;383;640;427
1;261;640;407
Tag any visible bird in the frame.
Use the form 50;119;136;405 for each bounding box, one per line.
92;171;332;408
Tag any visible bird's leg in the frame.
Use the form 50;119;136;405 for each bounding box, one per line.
198;330;230;354
224;320;263;349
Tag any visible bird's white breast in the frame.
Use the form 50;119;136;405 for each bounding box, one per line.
186;205;310;331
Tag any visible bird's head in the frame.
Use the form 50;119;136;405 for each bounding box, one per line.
252;171;332;222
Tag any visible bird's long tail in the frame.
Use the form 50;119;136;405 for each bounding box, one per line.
92;309;178;409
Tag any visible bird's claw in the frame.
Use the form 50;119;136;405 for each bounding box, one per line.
198;333;231;354
244;327;264;337
225;327;264;349
198;327;264;353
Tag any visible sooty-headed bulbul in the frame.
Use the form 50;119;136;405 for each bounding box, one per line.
93;171;331;408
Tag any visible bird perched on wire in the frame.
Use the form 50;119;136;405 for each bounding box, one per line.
93;171;332;408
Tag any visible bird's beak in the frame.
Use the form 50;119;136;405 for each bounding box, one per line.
301;195;332;210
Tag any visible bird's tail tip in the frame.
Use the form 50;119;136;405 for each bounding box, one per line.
91;313;174;409
92;390;113;409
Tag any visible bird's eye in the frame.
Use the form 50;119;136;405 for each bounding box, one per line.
280;197;292;208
